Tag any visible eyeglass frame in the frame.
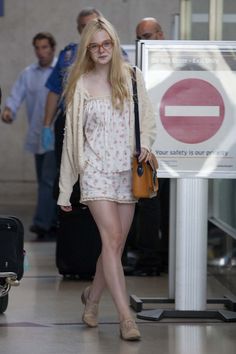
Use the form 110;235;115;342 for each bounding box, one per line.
136;30;162;40
87;39;114;53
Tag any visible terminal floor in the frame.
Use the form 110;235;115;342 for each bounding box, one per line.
0;204;236;354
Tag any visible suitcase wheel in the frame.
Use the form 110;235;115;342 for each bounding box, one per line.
0;294;9;314
62;273;94;281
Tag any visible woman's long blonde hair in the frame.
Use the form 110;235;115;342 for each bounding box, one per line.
64;17;132;110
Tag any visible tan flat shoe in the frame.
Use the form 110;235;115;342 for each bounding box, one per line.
120;319;141;341
81;286;98;328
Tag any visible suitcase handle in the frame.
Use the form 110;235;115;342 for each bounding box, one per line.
0;272;20;286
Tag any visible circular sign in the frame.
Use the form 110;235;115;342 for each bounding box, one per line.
160;78;225;144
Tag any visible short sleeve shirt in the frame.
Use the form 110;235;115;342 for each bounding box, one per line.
45;43;78;95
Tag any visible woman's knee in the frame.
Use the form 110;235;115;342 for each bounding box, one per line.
102;230;123;255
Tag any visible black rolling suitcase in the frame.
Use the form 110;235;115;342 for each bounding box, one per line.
54;112;101;280
0;216;24;313
56;205;102;280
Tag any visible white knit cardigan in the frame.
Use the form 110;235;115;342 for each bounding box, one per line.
57;67;156;206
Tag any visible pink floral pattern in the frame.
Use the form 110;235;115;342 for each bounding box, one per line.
83;96;131;172
80;96;136;204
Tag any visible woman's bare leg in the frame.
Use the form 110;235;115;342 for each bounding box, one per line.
89;202;134;302
87;200;135;321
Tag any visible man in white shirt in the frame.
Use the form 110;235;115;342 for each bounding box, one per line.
1;32;58;240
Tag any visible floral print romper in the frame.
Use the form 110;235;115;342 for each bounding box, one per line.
80;93;136;204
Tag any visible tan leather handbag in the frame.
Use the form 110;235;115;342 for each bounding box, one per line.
132;153;158;198
131;67;158;199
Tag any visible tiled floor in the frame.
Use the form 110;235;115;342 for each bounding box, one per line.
1;204;236;354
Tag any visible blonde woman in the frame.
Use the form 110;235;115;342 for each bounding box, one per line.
58;17;156;341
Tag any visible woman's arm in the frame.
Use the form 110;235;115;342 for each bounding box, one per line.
57;104;78;207
136;67;157;152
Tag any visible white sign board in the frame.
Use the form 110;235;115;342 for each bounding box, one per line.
139;40;236;178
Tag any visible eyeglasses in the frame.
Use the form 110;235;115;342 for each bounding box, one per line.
137;31;161;40
87;40;113;53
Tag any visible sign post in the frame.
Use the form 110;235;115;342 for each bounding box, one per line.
175;178;208;311
130;40;236;321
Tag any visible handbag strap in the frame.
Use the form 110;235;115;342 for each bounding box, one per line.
131;67;141;156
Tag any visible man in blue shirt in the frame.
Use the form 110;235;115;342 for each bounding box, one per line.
1;32;58;240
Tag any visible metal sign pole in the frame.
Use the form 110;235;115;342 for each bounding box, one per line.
175;178;208;310
131;177;236;321
168;178;177;299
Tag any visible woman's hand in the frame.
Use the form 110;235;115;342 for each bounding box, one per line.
138;147;150;163
60;205;72;212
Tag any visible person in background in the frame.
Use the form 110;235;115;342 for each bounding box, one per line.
137;17;169;272
136;17;164;40
1;32;58;240
58;17;156;341
124;17;169;275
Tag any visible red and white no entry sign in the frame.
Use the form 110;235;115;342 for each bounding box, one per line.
159;78;225;144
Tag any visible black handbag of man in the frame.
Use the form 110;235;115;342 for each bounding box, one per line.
0;216;24;313
54;111;101;279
